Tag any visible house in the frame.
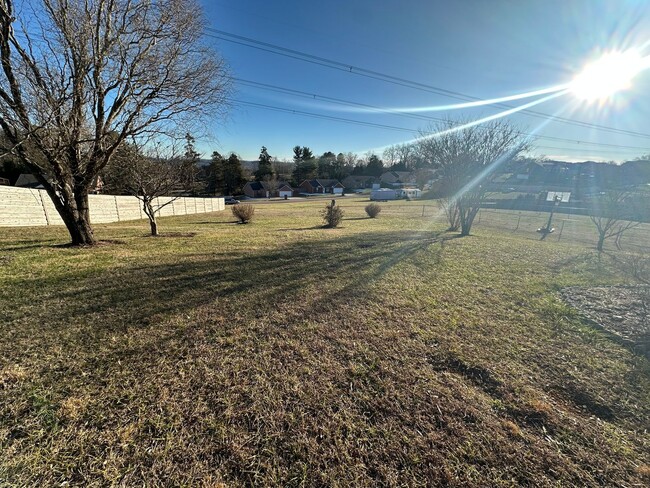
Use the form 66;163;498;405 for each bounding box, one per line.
243;180;296;198
243;181;270;198
15;173;43;188
15;173;104;193
379;171;415;188
341;175;378;190
299;179;344;195
277;183;295;198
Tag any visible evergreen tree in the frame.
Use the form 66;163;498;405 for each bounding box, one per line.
366;154;384;176
317;151;336;178
224;153;245;195
291;145;317;184
207;151;226;195
181;133;201;194
292;145;303;163
331;153;350;181
255;146;274;181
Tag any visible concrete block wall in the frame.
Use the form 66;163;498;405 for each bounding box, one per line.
0;186;225;227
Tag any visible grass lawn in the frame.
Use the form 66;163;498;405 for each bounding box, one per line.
1;198;648;486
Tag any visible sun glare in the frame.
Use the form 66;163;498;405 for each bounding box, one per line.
570;50;649;102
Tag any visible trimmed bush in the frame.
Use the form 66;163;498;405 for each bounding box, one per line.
322;202;344;228
365;203;382;218
231;203;255;223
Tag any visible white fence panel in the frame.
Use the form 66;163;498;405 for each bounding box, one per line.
0;186;224;227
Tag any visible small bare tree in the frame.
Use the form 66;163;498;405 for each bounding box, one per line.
439;197;460;231
418;119;528;236
588;190;640;252
0;0;229;245
105;142;189;236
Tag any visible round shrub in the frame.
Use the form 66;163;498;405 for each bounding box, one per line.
365;203;382;218
231;203;255;223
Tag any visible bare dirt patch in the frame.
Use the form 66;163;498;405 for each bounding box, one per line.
562;285;650;358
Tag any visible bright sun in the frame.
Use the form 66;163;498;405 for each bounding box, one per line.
570;50;649;102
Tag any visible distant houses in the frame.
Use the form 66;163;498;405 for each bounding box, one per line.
243;178;346;198
299;179;344;195
503;160;650;192
379;171;416;188
14;173;105;193
243;180;296;199
341;175;378;190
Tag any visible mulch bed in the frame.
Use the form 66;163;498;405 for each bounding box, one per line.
561;285;649;358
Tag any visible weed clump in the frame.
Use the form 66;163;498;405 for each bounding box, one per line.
231;203;255;224
322;201;343;228
365;203;382;218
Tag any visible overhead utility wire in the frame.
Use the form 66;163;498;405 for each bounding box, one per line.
230;99;414;133
230;98;650;155
235;78;650;153
206;28;650;140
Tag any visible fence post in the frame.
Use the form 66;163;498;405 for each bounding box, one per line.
557;220;565;241
114;196;120;222
513;213;521;232
422;205;425;217
38;190;50;225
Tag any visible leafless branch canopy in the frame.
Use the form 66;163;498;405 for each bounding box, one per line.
417;119;529;235
0;0;230;243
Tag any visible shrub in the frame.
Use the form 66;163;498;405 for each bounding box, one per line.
231;203;255;223
365;203;382;218
322;202;344;228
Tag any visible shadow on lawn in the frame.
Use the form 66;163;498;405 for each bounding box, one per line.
7;230;449;353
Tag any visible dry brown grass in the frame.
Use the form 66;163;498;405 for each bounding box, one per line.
0;198;648;486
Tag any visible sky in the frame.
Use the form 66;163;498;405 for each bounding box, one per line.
196;0;650;163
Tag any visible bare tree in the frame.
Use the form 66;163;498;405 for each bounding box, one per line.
439;197;460;231
0;0;230;245
105;140;190;236
418;119;528;236
588;189;640;252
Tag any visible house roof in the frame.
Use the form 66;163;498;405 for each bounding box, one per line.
380;171;414;183
302;179;343;188
246;181;265;191
316;179;343;187
15;174;43;188
246;180;293;191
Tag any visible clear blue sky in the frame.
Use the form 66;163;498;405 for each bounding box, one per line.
197;0;650;163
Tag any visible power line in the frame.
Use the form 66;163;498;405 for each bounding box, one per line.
206;28;650;140
230;98;650;156
230;99;414;133
535;145;645;154
235;78;650;153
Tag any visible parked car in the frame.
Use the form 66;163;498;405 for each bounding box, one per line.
224;196;240;205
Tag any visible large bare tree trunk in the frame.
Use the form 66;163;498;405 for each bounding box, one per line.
40;179;97;245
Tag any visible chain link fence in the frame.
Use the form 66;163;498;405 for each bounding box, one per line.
338;201;650;252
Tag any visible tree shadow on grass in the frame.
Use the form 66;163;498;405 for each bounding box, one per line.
3;230;449;359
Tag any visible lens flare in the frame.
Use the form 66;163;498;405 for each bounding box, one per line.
570;50;650;102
